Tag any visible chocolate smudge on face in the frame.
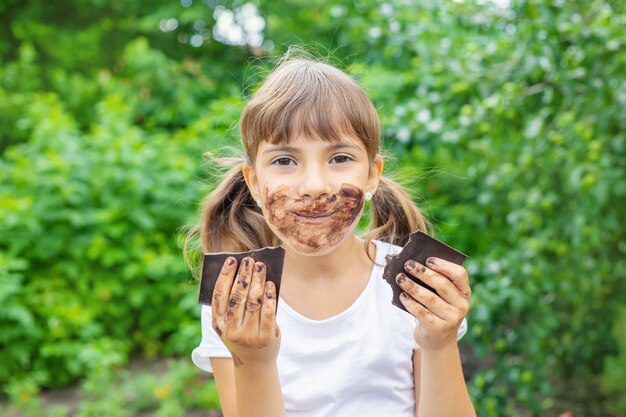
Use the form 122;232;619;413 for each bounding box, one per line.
263;183;364;253
339;186;364;224
338;185;361;199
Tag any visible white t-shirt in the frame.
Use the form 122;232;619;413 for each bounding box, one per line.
191;240;467;417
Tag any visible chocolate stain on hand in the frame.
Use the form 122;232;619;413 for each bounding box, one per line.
264;183;364;252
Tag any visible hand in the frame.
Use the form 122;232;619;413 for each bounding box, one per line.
212;256;281;368
396;257;471;351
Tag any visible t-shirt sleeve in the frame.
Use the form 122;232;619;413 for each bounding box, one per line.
457;317;468;340
191;304;232;373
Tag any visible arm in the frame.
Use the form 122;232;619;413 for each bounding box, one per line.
413;350;421;414
211;357;285;417
211;358;236;417
414;346;475;417
398;257;476;417
211;257;286;417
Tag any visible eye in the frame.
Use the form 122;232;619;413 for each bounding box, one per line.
271;157;296;166
330;154;353;164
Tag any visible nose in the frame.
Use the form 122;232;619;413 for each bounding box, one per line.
298;164;332;201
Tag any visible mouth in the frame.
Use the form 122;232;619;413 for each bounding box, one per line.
292;211;336;221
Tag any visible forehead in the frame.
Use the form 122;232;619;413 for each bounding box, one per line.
264;102;364;146
258;135;366;156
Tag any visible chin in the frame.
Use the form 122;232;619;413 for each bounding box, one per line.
275;227;357;256
287;241;342;257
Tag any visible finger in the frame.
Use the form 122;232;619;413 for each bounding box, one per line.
226;257;254;328
396;273;457;321
399;292;442;328
212;257;238;332
404;260;468;310
243;262;266;329
259;281;278;343
426;257;471;300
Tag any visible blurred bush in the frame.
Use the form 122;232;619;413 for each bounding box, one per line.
336;1;626;415
1;0;625;416
0;84;203;385
602;307;626;415
0;358;219;416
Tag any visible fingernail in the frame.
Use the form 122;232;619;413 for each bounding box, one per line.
255;263;264;272
226;257;235;265
405;260;426;273
396;273;407;285
400;292;409;301
426;257;437;266
242;258;250;267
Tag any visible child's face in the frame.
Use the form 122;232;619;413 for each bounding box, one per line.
243;136;383;255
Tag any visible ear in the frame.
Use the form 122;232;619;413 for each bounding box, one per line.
367;154;384;194
242;163;260;201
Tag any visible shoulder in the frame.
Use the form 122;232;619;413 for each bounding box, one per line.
371;239;403;262
370;239;418;325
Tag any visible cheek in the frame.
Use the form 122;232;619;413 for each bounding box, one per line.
334;183;365;225
262;184;293;219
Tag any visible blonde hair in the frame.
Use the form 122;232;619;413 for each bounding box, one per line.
184;54;429;271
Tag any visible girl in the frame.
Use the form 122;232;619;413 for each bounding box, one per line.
190;55;476;417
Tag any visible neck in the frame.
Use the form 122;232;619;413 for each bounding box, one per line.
282;235;374;284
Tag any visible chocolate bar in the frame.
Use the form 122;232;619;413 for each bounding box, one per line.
198;246;286;308
383;231;467;313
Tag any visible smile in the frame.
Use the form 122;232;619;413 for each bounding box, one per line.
293;211;336;221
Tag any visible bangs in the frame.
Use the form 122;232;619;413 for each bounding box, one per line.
265;91;361;146
240;59;380;160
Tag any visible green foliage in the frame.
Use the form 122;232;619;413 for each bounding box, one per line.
313;1;626;415
603;307;626;414
1;0;625;415
74;359;221;416
0;71;210;386
262;0;626;414
0;358;219;417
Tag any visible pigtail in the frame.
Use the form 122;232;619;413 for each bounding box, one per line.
366;176;431;247
183;155;276;279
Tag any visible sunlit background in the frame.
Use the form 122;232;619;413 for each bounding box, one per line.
1;0;625;416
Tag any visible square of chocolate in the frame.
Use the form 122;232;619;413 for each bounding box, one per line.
383;231;467;313
198;246;286;308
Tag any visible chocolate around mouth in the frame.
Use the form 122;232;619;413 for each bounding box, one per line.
292;195;340;216
264;183;364;251
293;210;336;219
